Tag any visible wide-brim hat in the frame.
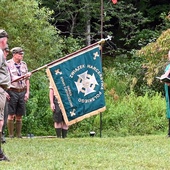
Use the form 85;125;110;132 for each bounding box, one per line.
0;29;8;38
11;47;24;54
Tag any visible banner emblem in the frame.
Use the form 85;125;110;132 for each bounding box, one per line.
75;71;98;96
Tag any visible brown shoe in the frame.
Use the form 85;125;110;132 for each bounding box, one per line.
9;135;14;139
0;153;10;161
17;136;22;138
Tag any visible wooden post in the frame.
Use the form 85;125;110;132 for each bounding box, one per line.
168;119;170;137
100;0;104;138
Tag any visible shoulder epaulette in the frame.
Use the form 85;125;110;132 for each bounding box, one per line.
6;59;12;63
21;61;26;65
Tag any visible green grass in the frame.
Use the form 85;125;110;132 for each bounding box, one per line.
1;135;170;170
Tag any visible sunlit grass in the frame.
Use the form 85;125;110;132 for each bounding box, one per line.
1;135;170;170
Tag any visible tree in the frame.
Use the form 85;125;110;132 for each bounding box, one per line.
0;0;83;135
0;0;63;69
138;28;170;86
40;0;170;56
41;0;101;45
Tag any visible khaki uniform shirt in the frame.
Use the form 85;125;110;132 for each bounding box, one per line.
0;49;10;119
0;49;10;88
7;58;28;89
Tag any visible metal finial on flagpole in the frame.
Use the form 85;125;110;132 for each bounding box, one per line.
99;35;112;44
106;35;112;41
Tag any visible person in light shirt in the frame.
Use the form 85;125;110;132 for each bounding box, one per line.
1;44;10;144
7;47;30;138
0;29;10;161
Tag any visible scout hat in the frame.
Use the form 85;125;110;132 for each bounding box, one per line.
11;47;24;54
0;29;8;38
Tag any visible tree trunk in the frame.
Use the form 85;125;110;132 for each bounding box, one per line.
85;1;91;45
86;19;91;45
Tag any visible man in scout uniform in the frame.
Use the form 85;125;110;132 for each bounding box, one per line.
1;44;10;143
0;29;10;161
7;47;30;138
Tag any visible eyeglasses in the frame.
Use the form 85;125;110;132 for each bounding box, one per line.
4;48;9;52
3;49;9;53
17;52;24;55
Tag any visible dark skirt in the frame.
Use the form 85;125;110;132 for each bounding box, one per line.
53;97;64;123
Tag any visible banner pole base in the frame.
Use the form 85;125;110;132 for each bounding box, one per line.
100;112;102;138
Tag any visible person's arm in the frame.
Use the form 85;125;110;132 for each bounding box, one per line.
49;88;55;112
159;67;170;86
24;79;30;101
5;91;10;101
161;69;170;78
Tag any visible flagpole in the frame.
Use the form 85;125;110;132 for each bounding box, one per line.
11;39;107;83
100;0;104;138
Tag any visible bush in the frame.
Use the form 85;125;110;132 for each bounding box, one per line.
102;92;167;136
67;92;167;137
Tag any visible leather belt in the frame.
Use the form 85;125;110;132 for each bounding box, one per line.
0;85;8;90
9;87;26;93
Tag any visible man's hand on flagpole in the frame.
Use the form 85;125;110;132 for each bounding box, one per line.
24;72;32;79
